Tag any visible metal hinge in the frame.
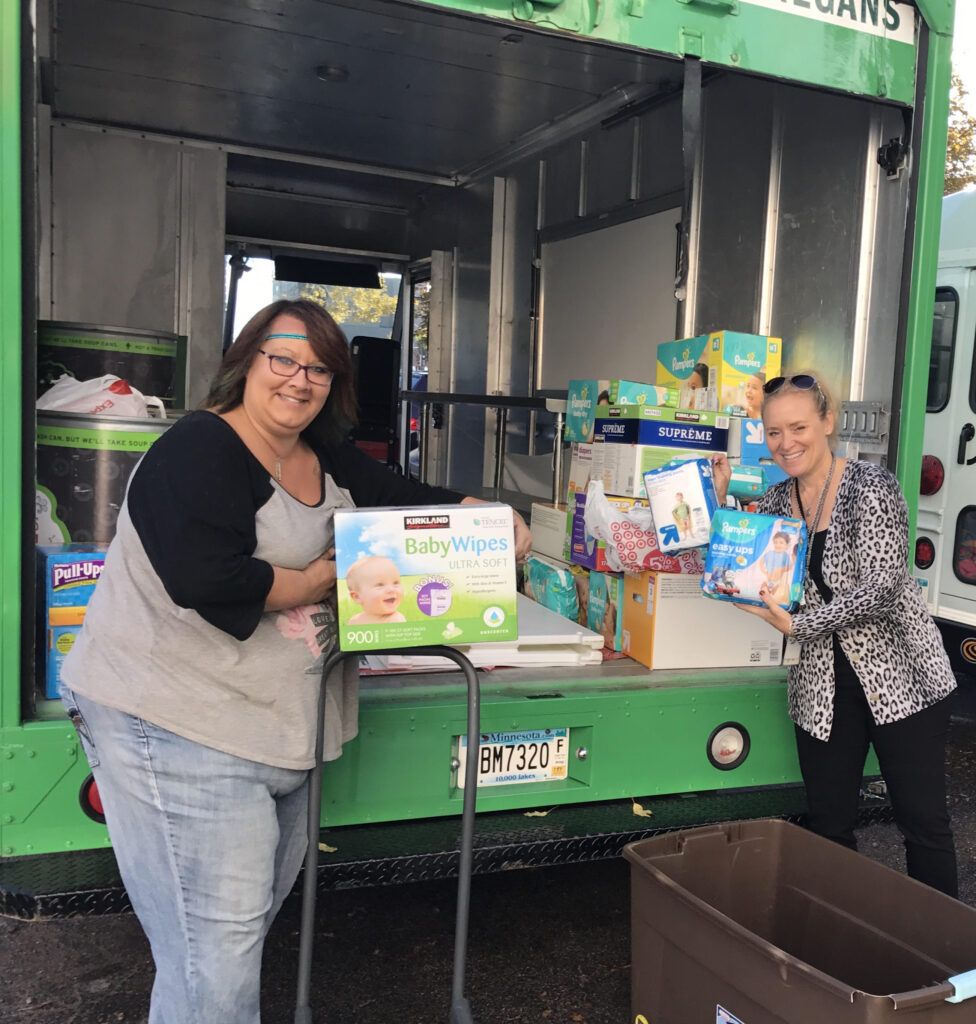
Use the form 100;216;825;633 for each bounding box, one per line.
838;401;889;453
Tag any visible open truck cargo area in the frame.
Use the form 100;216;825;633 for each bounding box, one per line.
0;0;955;909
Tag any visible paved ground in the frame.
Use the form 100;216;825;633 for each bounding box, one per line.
4;707;976;1024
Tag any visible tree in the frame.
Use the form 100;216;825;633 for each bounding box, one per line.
281;279;398;328
946;72;976;195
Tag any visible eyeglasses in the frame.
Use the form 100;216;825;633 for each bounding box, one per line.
257;350;334;386
763;373;826;409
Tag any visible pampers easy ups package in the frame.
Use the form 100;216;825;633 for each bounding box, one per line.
703;510;808;611
642;458;720;553
335;504;518;651
594;405;729;452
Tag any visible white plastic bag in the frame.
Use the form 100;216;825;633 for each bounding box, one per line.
37;374;165;418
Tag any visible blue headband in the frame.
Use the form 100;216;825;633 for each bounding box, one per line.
264;332;309;341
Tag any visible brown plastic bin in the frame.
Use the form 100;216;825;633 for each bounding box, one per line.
624;819;976;1024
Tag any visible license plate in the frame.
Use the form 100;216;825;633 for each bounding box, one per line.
456;729;570;788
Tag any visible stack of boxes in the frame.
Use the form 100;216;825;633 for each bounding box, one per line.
527;329;787;669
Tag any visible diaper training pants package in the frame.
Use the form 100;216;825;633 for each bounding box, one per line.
37;544;107;698
587;570;624;651
335;504;518;651
703;509;808;611
642;459;719;553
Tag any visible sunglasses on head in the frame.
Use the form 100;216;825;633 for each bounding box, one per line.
763;374;828;411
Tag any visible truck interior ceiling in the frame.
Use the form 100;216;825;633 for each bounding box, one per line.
38;0;910;502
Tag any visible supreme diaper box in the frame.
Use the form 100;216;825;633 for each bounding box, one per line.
566;380;679;443
37;545;107;698
727;418;789;487
622;572;784;670
656;332;782;416
587;570;625;652
642;458;720;553
594;405;729;452
703;510;808;611
592;442;714;499
530;501;570;563
334;504;518;652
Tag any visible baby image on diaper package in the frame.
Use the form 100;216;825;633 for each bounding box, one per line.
703;509;809;611
334;504;518;651
642;459;720;553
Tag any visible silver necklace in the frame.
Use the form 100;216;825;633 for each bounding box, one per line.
795;455;836;577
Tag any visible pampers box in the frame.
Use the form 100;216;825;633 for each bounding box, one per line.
703;510;808;611
335;504;518;652
566;380;680;443
656;332;782;415
594;405;729;452
38;545;107;698
642;459;720;553
622;572;784;670
587;570;624;652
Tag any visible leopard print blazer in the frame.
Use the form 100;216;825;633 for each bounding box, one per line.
757;459;956;741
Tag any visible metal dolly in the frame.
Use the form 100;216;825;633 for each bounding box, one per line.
294;646;481;1024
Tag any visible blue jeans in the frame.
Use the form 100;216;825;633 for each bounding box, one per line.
63;689;310;1024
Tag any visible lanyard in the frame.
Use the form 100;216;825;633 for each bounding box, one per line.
795;455;836;579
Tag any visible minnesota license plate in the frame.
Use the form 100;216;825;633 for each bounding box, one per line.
456;728;570;788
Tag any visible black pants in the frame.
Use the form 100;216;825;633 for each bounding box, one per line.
794;684;958;898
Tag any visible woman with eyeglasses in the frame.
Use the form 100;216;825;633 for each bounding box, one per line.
58;299;532;1023
712;372;958;897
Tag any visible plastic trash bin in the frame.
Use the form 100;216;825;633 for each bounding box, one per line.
624;819;976;1023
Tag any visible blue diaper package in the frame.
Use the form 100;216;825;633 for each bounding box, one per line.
642;458;720;553
524;555;580;622
703;510;808;611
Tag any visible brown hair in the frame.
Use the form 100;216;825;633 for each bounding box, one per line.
205;299;357;443
761;369;838;448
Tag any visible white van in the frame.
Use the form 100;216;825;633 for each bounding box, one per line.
918;188;976;678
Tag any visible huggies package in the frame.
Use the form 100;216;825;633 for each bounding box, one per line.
335;504;518;651
703;510;808;611
642;459;720;553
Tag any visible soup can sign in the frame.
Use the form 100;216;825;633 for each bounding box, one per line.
36;411;172;545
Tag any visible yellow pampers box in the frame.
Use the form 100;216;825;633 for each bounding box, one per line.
655;331;782;417
622;572;784;670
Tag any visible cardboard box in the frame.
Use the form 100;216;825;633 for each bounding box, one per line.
566;442;595;500
594;405;729;452
656;332;782;417
609;381;680;408
566;380;680;442
728;418;789;486
593;441;714;499
530;502;570;563
587;570;625;651
37;545;107;699
565;380;611;443
335;504;518;651
622;572;784;670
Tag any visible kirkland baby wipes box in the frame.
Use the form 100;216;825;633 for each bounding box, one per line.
335;504;518;651
703;510;808;611
594;405;729;452
622;572;784;670
642;459;720;552
593;442;714;499
37;544;107;698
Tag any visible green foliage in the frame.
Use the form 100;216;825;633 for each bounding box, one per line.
296;280;398;327
946;72;976;195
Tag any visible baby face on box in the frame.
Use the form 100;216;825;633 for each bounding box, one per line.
335;504;518;651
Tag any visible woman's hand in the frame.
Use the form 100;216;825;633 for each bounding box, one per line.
513;510;532;563
302;547;337;603
711;454;732;505
735;582;793;635
264;548;336;611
